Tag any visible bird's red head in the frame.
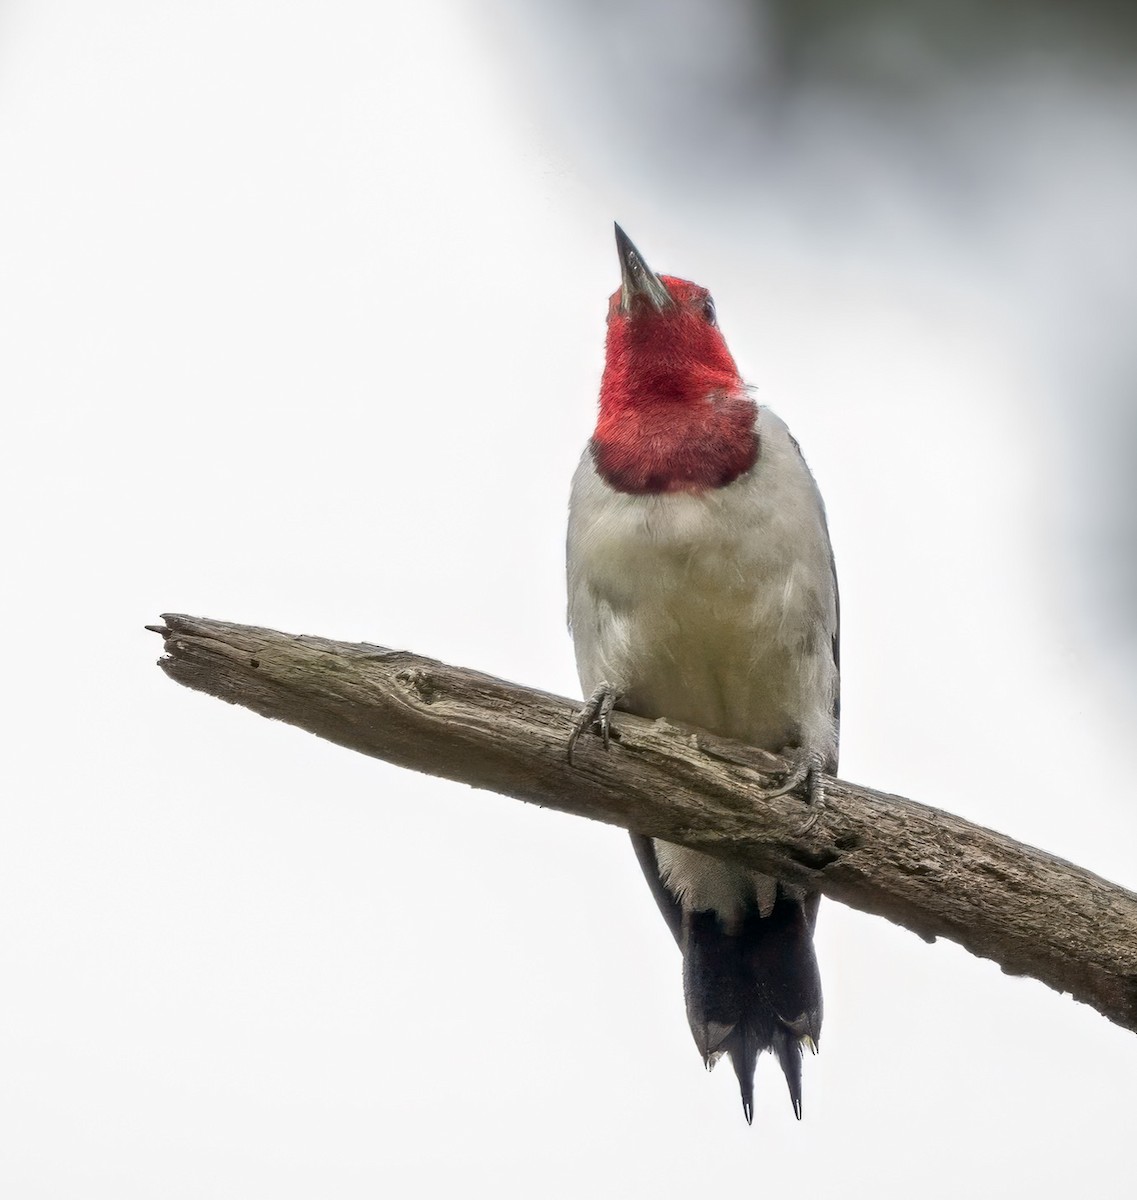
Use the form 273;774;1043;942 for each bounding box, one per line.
593;227;758;495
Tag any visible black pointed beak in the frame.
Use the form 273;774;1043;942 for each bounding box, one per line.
614;223;674;314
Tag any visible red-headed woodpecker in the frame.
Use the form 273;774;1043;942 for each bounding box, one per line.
567;226;839;1122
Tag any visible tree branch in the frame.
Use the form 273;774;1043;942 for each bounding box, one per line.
149;613;1137;1034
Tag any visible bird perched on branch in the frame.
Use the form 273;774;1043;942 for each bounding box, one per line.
567;226;839;1122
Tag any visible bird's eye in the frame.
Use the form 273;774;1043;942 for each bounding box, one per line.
703;296;717;325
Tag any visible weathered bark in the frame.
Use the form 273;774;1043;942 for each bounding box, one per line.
149;612;1137;1034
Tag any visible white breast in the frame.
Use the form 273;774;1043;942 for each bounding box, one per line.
568;406;838;762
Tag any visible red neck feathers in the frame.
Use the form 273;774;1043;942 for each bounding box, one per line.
592;275;758;495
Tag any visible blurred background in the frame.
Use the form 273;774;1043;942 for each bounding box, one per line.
2;1;1135;1196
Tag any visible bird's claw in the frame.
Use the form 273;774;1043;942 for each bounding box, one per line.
567;682;619;763
757;749;826;834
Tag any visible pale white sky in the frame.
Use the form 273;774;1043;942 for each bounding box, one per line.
2;2;1136;1197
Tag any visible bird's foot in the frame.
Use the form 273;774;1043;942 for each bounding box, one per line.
567;682;619;764
758;749;826;834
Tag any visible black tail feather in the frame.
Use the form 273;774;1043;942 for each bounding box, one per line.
682;909;744;1061
773;1026;804;1120
681;885;822;1122
725;1024;758;1124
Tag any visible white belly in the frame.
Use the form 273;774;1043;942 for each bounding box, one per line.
568;406;838;921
